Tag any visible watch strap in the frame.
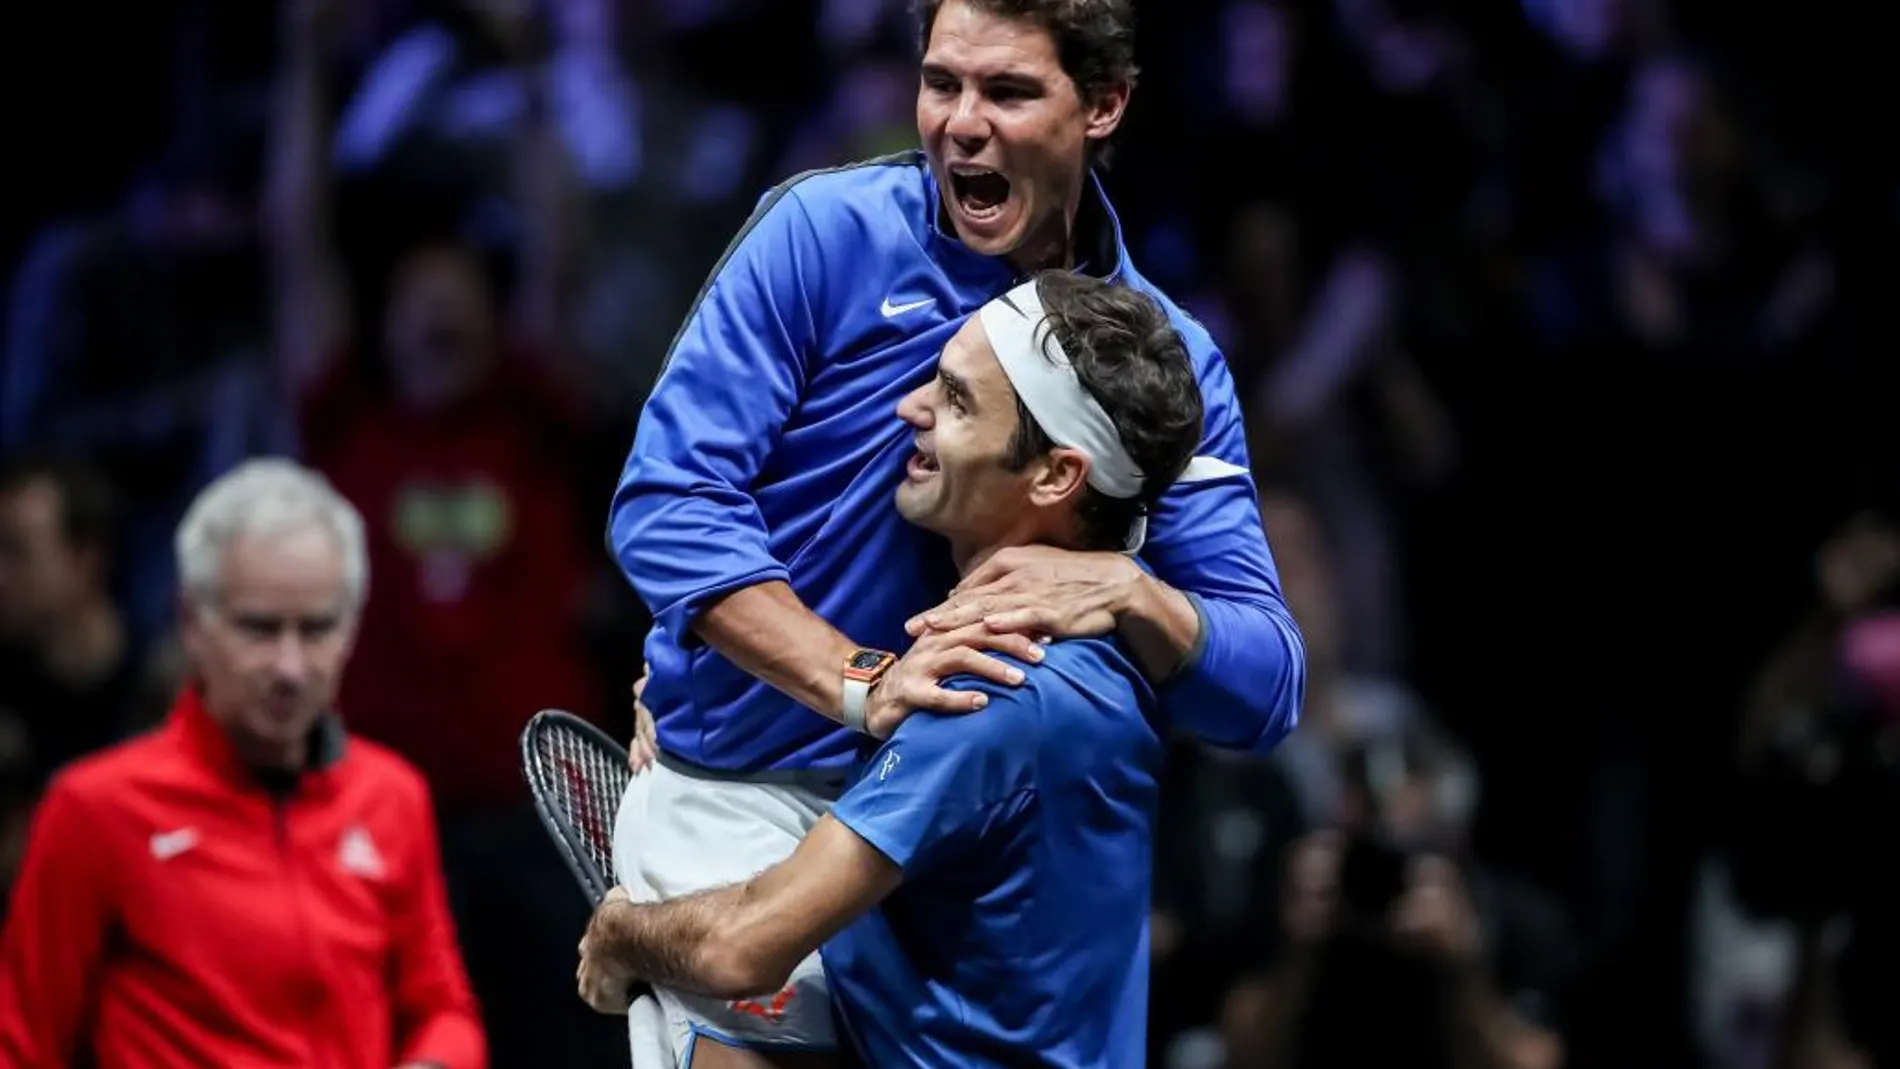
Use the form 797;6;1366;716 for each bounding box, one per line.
841;676;873;735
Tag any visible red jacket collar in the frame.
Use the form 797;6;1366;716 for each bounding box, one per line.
167;685;349;795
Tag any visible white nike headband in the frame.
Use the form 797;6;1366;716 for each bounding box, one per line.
976;279;1247;553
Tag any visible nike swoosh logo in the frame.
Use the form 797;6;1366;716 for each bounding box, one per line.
881;296;934;318
151;827;199;861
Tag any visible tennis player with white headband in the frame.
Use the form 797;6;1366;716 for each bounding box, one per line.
972;275;1241;555
578;270;1211;1066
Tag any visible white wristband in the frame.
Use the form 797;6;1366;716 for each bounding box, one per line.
841;677;873;735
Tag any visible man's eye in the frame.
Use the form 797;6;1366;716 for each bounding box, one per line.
299;618;339;639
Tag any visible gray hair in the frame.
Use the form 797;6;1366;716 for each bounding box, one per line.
175;458;368;612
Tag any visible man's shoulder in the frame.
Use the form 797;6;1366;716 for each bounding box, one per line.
943;638;1147;722
1119;267;1221;360
766;152;930;240
712;152;929;293
1037;634;1141;681
37;726;186;829
771;150;925;207
51;725;177;793
337;733;432;802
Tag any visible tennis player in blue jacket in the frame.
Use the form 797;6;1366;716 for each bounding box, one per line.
588;271;1212;1068
603;0;1305;1062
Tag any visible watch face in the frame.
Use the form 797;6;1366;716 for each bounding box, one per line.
851;651;887;671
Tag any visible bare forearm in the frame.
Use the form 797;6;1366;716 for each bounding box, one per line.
695;582;861;723
601;885;770;1000
592;816;899;1004
1117;572;1203;682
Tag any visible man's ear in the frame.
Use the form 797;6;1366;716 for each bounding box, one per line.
1028;448;1091;509
1083;79;1131;144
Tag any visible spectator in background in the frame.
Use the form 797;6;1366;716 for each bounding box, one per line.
1538;50;1837;363
264;0;616;1062
331;0;643;195
1150;487;1464;1067
0;458;484;1069
1716;501;1900;1069
0;114;285;644
0;457;160;782
1209;197;1457;678
1260;487;1441;827
1223;719;1574;1069
1193;489;1574;1069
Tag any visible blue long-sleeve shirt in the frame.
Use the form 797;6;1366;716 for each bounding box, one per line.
610;151;1303;773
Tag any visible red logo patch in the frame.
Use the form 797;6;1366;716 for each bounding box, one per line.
730;986;797;1022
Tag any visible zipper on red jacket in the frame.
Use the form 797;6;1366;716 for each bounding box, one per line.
275;800;325;1065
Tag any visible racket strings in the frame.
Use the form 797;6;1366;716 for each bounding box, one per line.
532;724;628;882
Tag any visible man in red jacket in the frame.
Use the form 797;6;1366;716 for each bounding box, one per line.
0;458;486;1069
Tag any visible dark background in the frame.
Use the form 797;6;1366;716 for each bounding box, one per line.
1;1;1894;1066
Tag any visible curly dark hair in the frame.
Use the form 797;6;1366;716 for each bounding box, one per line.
915;0;1138;99
1000;271;1203;551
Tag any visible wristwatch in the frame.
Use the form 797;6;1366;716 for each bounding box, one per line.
840;649;897;735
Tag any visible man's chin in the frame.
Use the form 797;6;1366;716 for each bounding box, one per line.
894;492;952;537
251;704;321;739
893;492;927;527
949;217;1023;259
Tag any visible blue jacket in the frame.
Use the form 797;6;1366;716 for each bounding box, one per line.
609;150;1304;773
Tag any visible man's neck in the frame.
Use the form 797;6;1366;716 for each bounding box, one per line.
1006;223;1076;277
36;600;126;690
952;522;1084;578
229;728;310;779
954;541;1000;578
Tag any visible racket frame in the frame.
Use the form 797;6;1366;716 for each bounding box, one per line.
520;708;630;905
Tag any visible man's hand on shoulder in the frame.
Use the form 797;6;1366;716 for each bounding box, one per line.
863;621;1045;739
907;545;1141;644
909;545;1200;683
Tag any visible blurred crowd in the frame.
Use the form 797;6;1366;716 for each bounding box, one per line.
0;0;1893;1067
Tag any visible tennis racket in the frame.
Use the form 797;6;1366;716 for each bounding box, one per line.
520;709;632;906
522;709;655;1008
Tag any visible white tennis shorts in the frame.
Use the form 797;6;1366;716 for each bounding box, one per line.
612;757;841;1065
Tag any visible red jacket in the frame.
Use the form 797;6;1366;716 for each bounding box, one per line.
0;688;486;1069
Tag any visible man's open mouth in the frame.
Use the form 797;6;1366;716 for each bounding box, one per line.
949;166;1011;221
908;449;940;479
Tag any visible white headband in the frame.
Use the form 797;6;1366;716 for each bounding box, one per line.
976;279;1246;553
979;280;1147;500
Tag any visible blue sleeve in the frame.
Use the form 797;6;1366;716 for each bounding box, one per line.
830;677;1036;875
607;187;826;640
1142;327;1306;754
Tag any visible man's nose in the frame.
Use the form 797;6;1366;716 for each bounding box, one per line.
946;92;989;147
270;632;312;683
897;384;934;427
